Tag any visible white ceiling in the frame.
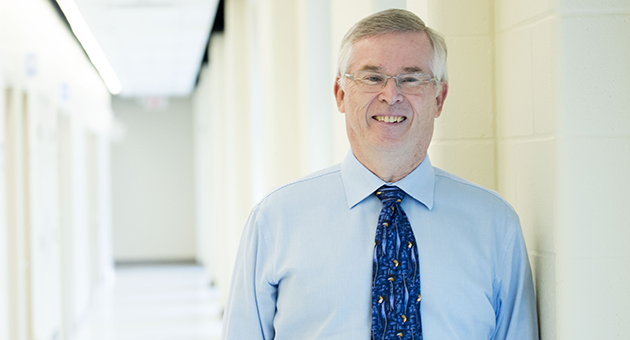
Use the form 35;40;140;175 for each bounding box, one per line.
74;0;219;97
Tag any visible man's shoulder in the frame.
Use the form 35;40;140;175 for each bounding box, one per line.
432;167;517;215
257;163;343;207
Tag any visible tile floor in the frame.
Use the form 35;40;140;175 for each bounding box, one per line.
75;264;223;340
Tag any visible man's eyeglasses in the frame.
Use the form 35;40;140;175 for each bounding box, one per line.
344;71;438;95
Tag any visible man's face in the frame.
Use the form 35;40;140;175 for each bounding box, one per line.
334;32;447;161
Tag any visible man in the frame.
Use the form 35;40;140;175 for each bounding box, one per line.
223;9;538;340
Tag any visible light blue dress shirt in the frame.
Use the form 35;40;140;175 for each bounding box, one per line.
223;152;538;339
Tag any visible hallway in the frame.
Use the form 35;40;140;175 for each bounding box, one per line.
2;1;630;339
75;265;223;340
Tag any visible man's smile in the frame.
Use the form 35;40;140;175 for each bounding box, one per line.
372;115;407;123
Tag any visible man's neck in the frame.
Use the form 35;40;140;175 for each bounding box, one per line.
354;148;426;183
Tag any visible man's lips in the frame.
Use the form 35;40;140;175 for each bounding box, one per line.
373;115;407;123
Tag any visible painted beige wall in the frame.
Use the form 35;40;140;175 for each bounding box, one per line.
424;0;497;191
0;36;8;340
495;3;559;339
555;2;630;338
1;0;115;339
193;34;229;298
496;0;630;339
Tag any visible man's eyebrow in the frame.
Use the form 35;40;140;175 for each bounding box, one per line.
359;65;382;72
357;65;427;74
402;66;424;73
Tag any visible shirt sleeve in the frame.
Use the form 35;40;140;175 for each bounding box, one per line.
492;220;539;340
222;206;277;340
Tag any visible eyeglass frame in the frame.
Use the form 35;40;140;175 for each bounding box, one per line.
343;70;439;94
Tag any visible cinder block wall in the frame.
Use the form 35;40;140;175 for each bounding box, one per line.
494;0;559;338
554;2;630;338
495;0;630;339
423;0;498;191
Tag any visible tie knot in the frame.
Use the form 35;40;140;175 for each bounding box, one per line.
375;185;405;204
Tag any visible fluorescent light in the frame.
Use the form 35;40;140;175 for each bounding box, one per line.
56;0;122;95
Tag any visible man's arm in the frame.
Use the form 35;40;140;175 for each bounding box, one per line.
493;224;539;340
222;207;277;340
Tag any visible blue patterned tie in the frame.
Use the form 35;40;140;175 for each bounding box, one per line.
372;186;422;340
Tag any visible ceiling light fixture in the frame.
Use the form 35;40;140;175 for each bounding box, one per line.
56;0;122;95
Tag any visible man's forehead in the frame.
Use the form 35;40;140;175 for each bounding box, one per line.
349;32;432;74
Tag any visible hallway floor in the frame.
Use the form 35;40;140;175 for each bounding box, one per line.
76;264;223;340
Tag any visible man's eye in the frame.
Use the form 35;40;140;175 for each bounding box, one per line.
364;75;384;83
400;76;420;84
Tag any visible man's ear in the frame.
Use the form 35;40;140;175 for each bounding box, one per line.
435;81;448;118
334;77;346;113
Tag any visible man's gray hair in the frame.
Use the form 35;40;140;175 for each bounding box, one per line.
337;9;448;87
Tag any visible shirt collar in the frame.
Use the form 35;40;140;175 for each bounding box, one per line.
340;151;435;210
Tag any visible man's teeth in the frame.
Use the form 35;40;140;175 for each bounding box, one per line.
375;116;406;123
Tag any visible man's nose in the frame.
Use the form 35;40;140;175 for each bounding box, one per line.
378;78;404;105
